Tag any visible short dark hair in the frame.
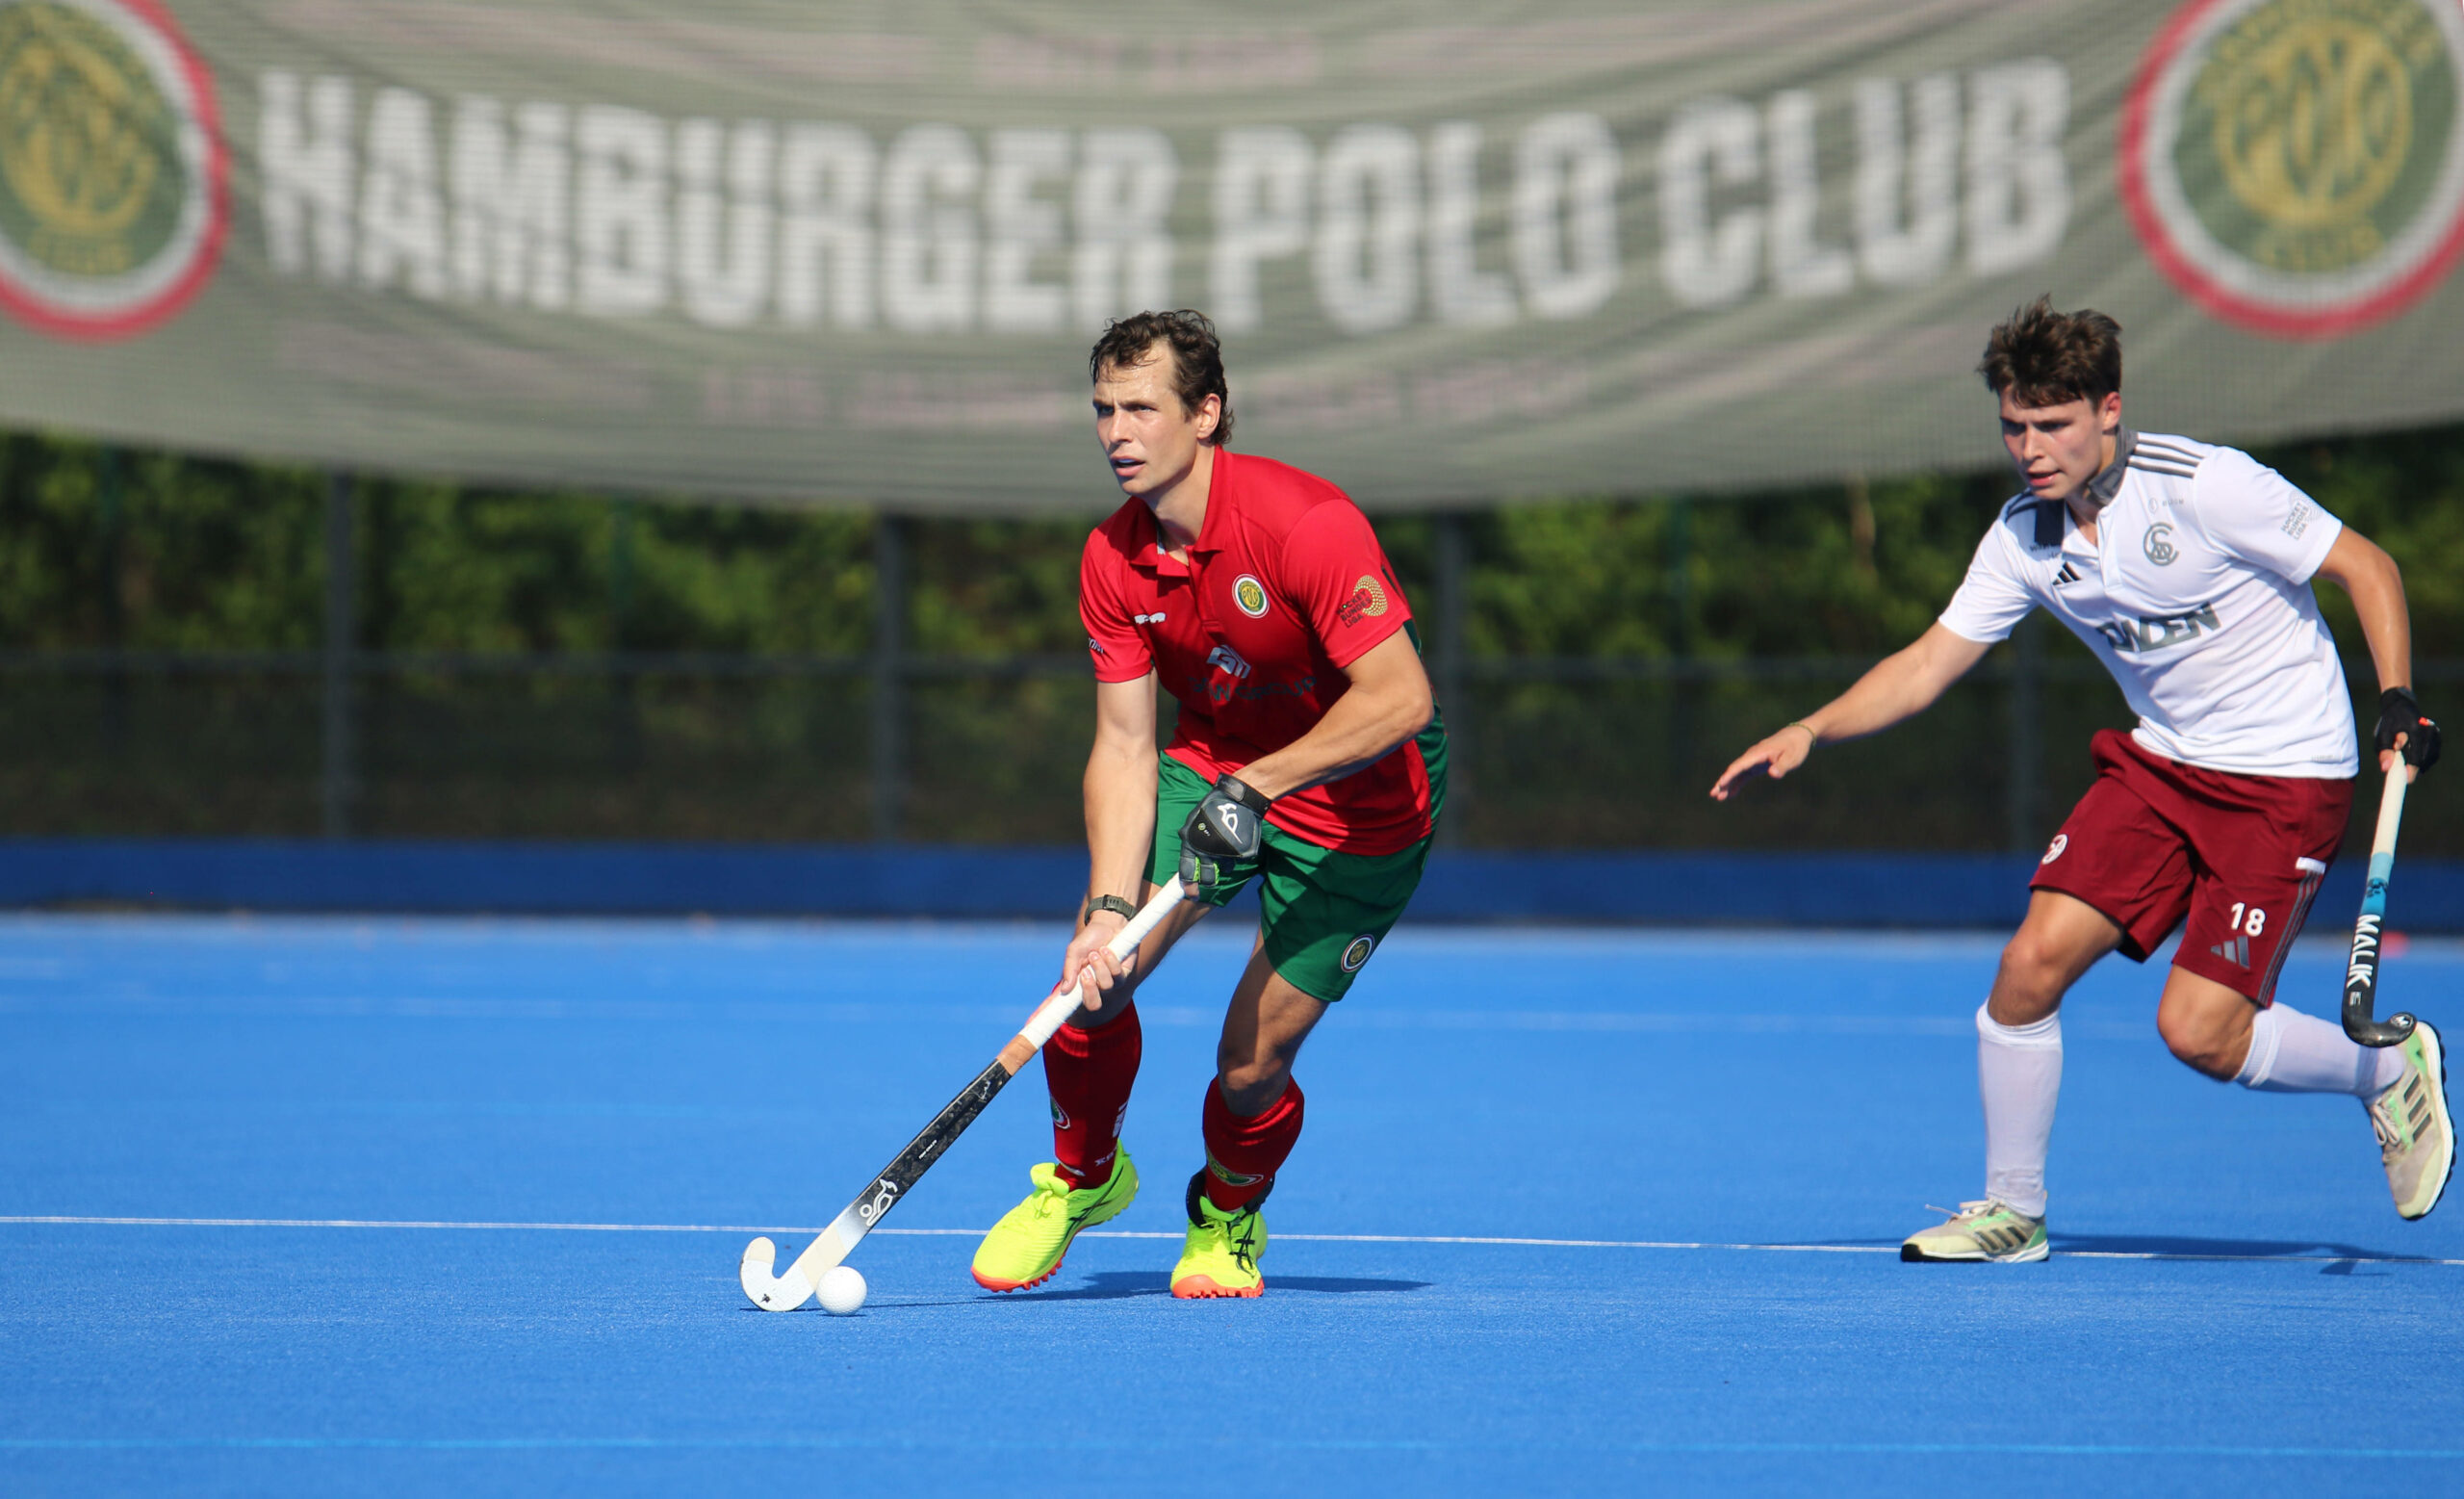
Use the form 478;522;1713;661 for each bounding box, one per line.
1089;309;1233;446
1978;297;2122;408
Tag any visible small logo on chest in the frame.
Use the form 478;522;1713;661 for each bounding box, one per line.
1206;643;1253;679
2143;524;2178;566
1232;575;1270;618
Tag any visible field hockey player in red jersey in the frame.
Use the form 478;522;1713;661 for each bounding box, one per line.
968;310;1448;1299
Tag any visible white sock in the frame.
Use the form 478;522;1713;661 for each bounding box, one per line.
1978;1002;2062;1219
2235;1003;2406;1096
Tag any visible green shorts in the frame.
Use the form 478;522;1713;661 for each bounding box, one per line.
1146;727;1445;1003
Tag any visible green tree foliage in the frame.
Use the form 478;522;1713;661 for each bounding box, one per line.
1455;473;2005;661
6;424;2456;663
356;480;880;655
0;435;327;649
0;422;2455;847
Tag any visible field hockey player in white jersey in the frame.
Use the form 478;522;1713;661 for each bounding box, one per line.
1710;297;2450;1262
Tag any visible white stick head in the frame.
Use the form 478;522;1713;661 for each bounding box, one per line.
739;1235;814;1311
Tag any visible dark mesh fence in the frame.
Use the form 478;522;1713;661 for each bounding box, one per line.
356;665;879;843
4;650;2454;858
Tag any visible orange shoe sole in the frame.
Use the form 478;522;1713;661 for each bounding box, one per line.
972;1262;1063;1292
1170;1275;1264;1299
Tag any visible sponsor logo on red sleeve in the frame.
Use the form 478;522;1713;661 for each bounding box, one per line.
1336;574;1390;628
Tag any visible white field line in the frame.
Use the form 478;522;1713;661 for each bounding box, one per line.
3;1216;2457;1266
0;994;2161;1040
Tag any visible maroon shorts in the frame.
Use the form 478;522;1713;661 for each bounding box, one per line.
2030;729;2352;1004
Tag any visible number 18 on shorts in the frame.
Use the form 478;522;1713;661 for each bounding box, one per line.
2033;730;2351;1004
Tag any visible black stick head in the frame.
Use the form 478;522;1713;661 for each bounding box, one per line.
2345;1010;2419;1048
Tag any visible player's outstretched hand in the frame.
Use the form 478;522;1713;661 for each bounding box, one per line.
1709;722;1817;801
1056;912;1136;1016
2376;688;2440;784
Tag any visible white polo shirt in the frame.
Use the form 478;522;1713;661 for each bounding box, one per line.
1938;430;2357;779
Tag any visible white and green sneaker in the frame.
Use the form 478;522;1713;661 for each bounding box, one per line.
1901;1200;2049;1263
2368;1021;2452;1221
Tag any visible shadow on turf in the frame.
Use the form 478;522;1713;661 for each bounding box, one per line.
783;1272;1434;1312
991;1271;1433;1303
2053;1233;2422;1269
1818;1233;2419;1268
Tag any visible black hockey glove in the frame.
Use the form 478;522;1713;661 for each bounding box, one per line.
1179;774;1270;900
2375;688;2442;773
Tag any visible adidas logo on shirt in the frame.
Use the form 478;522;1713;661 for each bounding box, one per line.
2052;561;2081;587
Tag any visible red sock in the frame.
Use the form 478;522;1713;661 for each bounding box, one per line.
1200;1076;1304;1212
1043;1004;1141;1189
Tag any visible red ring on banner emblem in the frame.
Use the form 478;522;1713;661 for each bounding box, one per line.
2118;0;2464;341
0;0;227;341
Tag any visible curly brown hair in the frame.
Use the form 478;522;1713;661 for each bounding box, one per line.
1089;309;1233;447
1978;297;2122;408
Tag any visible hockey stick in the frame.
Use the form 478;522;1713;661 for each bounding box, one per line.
2342;759;2417;1047
740;875;1188;1310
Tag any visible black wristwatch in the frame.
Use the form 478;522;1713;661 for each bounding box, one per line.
1083;893;1139;924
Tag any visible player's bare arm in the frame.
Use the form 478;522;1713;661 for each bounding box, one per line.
1064;671;1166;1011
2311;527;2423;780
1709;624;1992;800
1232;631;1434;802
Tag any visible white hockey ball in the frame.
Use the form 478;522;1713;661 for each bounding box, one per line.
815;1264;867;1315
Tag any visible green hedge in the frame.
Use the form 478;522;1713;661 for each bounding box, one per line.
1;423;2456;850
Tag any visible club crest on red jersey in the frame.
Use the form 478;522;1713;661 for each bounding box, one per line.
1232;575;1270;618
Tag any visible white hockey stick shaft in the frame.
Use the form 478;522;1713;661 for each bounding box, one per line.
1004;877;1186;1063
741;876;1187;1309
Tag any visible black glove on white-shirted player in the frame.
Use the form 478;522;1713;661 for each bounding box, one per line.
1179;774;1270;899
2376;688;2442;772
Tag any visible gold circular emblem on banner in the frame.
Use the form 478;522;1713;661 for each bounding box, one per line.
2124;0;2464;337
0;0;221;339
0;4;175;274
2200;0;2414;263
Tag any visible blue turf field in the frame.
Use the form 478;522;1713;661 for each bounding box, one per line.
2;913;2459;1496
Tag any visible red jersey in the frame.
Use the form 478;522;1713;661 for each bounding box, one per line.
1080;448;1438;854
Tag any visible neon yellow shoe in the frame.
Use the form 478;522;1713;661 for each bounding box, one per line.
969;1150;1138;1292
1169;1170;1268;1299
